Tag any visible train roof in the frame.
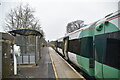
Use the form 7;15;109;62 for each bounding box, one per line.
95;10;120;26
56;36;64;41
56;21;99;41
65;10;120;37
56;10;120;41
65;21;97;37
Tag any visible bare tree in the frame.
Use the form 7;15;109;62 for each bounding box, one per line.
66;20;87;33
5;4;42;32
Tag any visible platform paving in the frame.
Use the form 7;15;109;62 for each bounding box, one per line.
17;47;55;78
5;47;85;80
49;47;84;79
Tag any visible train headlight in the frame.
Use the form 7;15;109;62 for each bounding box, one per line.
96;23;104;31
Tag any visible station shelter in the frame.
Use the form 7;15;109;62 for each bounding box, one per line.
9;29;43;65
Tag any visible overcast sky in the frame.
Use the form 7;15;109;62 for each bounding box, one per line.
0;0;119;41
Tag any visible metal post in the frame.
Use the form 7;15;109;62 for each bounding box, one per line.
13;53;17;75
35;36;38;65
28;55;30;64
35;36;37;65
22;54;23;64
39;37;41;59
25;36;27;55
0;33;2;79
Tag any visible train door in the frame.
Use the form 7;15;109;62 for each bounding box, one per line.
55;41;58;51
63;37;69;60
94;23;107;79
103;37;120;79
102;21;120;79
94;21;120;79
94;34;106;79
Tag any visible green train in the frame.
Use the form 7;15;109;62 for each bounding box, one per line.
55;11;120;79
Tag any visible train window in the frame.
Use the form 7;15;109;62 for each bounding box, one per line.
57;42;63;49
80;37;93;58
95;35;106;63
68;39;80;55
105;38;120;69
57;42;59;47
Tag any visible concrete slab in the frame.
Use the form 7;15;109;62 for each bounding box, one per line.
49;47;85;79
5;47;84;80
16;47;55;78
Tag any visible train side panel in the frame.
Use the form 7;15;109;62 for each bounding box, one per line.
56;38;64;56
94;15;120;79
55;11;120;79
77;28;94;76
66;26;95;76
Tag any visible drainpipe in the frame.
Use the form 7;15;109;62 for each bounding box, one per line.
13;51;17;75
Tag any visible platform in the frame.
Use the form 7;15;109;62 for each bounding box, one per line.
7;47;55;79
18;47;55;78
5;47;84;79
49;47;84;79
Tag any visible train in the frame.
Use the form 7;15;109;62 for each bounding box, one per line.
55;11;120;79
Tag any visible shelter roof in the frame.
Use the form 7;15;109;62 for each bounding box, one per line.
9;29;42;36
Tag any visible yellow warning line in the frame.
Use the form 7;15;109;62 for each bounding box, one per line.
50;53;58;80
56;53;84;79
